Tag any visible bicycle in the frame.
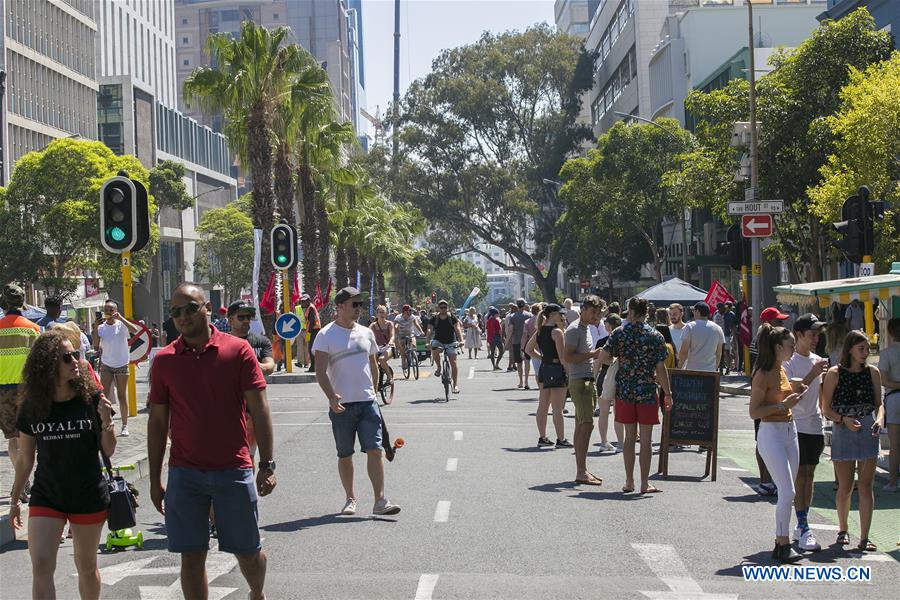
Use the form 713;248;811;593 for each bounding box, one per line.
433;342;461;402
377;356;395;405
401;336;420;380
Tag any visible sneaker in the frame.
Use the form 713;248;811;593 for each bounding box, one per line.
555;438;574;448
341;498;357;515
538;437;554;447
373;498;401;515
597;441;616;452
755;483;776;496
796;528;821;552
119;426;129;437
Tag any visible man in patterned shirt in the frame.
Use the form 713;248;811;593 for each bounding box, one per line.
601;297;672;494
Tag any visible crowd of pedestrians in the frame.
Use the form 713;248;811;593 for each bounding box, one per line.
2;277;898;598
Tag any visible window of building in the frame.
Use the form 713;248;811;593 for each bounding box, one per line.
182;36;188;44
273;13;279;20
182;18;188;25
183;58;190;66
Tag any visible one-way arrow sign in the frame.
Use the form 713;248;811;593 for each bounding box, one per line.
274;312;303;341
741;214;773;238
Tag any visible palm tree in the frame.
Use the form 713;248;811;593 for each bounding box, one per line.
182;21;307;302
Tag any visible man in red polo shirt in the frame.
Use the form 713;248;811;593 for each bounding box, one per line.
148;283;276;600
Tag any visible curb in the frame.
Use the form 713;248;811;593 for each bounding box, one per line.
267;372;316;385
720;384;750;397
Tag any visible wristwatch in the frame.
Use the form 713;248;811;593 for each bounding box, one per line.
259;460;276;472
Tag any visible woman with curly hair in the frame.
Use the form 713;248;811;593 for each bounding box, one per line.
8;330;116;599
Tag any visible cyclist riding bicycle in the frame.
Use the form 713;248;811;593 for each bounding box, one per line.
370;305;395;385
395;304;423;369
427;300;464;394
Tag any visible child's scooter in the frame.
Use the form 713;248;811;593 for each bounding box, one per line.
104;464;143;551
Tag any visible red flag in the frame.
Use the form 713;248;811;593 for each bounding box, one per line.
322;279;332;305
259;272;277;314
313;281;323;308
705;280;736;307
738;299;751;347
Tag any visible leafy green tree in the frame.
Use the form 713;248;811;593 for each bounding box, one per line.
423;259;487;308
0;187;46;288
808;51;900;271
683;8;892;280
149;160;192;214
398;25;595;300
0;139;152;296
557;154;651;296
560;119;693;282
194;202;255;303
183;21;309;301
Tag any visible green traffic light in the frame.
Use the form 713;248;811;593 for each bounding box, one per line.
276;254;288;265
108;227;126;242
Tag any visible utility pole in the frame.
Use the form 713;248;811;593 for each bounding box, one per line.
391;0;401;169
747;0;762;337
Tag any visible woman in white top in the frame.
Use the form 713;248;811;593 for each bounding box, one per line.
463;307;482;359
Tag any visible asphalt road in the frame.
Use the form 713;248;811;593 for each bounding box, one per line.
1;355;897;599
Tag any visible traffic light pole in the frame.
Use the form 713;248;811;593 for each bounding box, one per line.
121;251;137;417
748;1;762;338
282;269;293;374
863;254;874;339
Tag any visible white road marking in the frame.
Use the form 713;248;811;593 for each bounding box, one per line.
434;501;451;522
414;574;440;600
467;366;475;379
809;523;840;531
633;543;738;600
454;430;464;440
121;543;238;599
720;467;748;472
861;553;894;562
446;458;458;471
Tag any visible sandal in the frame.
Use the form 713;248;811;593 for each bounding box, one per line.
622;486;634;493
641;485;663;494
836;531;850;545
856;539;876;552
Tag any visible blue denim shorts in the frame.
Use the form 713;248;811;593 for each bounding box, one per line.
329;400;382;458
165;467;260;555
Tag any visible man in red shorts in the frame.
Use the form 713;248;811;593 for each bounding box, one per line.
600;297;672;494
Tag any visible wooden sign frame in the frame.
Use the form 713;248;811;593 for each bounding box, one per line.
658;369;721;481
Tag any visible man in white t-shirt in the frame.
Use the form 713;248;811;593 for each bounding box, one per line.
783;313;829;552
678;302;724;372
313;286;401;517
667;303;687;359
92;299;140;435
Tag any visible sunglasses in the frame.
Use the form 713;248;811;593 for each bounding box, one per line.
350;301;365;308
170;301;202;319
234;313;253;321
61;350;80;364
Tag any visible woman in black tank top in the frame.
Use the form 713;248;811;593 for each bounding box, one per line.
525;304;570;448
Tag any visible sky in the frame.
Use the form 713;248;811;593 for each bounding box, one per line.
360;0;556;121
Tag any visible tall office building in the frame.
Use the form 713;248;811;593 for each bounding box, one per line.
96;0;178;109
555;0;597;38
174;0;365;140
96;0;237;322
818;0;898;45
1;0;99;184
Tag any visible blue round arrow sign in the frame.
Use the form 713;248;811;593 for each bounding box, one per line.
274;313;303;341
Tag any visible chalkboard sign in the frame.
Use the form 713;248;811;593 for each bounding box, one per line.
668;370;719;443
659;369;720;481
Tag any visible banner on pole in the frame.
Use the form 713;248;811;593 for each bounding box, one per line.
460;287;481;312
252;229;262;308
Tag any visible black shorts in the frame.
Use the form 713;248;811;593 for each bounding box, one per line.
512;344;522;363
797;432;825;466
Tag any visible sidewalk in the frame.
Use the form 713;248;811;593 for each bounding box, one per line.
1;364;154;547
719;373;751;396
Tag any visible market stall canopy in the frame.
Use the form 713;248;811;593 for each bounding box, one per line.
634;277;708;307
774;273;900;308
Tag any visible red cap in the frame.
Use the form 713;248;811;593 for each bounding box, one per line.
218;307;228;315
760;306;788;322
402;304;411;311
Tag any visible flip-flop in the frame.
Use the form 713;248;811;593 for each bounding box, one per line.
622;486;634;493
641;486;663;494
856;538;876;552
576;476;603;486
836;531;850;545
